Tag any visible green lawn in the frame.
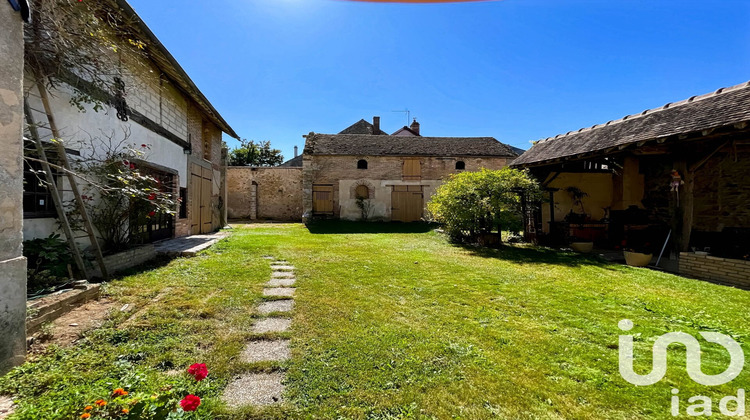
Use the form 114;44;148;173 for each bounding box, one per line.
2;222;749;419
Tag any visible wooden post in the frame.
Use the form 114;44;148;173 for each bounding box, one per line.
673;161;695;253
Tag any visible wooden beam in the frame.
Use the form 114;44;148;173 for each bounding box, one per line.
689;140;731;172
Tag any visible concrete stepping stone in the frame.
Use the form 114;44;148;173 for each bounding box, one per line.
262;256;275;260
240;339;290;363
257;300;294;314
270;265;295;271
252;317;291;333
263;287;296;297
266;278;296;287
222;372;285;407
271;271;295;278
273;260;288;264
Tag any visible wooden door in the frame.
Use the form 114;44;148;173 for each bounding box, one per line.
190;164;213;234
200;167;212;233
312;185;334;215
391;185;423;222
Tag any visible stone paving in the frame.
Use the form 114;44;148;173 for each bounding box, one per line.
154;232;228;257
257;300;294;314
263;287;296;297
240;340;291;363
223;257;298;408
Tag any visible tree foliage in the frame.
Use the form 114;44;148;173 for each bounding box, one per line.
228;139;284;167
427;168;543;242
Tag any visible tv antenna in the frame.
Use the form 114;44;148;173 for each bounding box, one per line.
391;109;410;126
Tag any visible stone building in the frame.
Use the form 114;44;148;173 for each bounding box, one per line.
227;117;518;222
1;0;28;374
512;81;750;288
22;0;239;250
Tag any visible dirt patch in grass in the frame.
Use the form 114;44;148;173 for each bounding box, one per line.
28;298;119;353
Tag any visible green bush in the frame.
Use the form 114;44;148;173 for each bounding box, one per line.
427;168;543;242
23;233;73;294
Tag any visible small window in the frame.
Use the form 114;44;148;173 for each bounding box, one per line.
23;158;58;219
179;187;187;218
357;159;368;169
355;185;369;199
455;161;466;170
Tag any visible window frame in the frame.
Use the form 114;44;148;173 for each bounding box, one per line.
357;159;368;170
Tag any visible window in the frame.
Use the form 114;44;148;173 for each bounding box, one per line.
179;187;187;218
402;159;421;181
355;185;369;199
357;159;368;169
455;161;466;170
23;158;57;218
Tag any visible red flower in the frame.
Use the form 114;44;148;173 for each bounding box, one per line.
147;211;156;217
180;394;201;411
130;163;136;170
187;363;208;381
122;160;129;166
141;144;147;148
112;388;128;397
148;193;156;200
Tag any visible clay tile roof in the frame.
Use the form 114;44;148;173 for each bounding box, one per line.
304;134;518;157
512;81;750;166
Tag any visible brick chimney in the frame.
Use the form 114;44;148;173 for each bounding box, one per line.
373;116;381;134
294;145;298;157
410;118;420;136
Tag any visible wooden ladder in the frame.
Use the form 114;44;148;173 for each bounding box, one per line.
24;75;109;280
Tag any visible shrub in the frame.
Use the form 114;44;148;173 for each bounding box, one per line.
427;168;542;242
23;233;73;294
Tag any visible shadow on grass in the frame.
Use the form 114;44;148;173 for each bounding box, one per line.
90;255;174;283
456;242;624;270
307;220;436;234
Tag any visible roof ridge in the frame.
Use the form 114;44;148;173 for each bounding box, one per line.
534;80;750;145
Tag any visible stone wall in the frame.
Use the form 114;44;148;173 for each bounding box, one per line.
693;149;750;232
679;252;750;288
126;63;188;140
227;167;303;221
90;245;156;278
303;155;509;220
0;3;27;374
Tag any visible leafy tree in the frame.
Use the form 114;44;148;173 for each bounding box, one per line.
228;140;284;166
427;168;543;242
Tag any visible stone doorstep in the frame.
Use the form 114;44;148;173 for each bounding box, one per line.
222;372;285;408
263;288;296;297
257;300;294;315
266;279;296;287
251;318;292;334
240;340;290;363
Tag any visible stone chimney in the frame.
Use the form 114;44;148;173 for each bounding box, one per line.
373;116;381;134
410;118;420;136
294;145;298;157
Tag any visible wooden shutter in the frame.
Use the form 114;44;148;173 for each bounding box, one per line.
403;159;421;181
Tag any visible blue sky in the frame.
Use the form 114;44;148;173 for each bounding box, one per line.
128;0;750;161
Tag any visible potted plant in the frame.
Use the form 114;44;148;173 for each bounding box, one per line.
570;236;594;253
621;239;654;267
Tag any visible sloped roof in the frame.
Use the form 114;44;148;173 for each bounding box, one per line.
115;0;239;139
305;134;518;157
339;119;383;135
513;81;750;166
392;126;420;136
279;155;303;167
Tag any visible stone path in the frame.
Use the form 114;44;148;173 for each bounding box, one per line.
222;257;298;408
154;232;228;257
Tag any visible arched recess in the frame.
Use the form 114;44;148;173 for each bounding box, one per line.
350;180;375;199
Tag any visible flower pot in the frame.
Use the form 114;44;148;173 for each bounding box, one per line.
570;241;594;253
624;251;653;267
